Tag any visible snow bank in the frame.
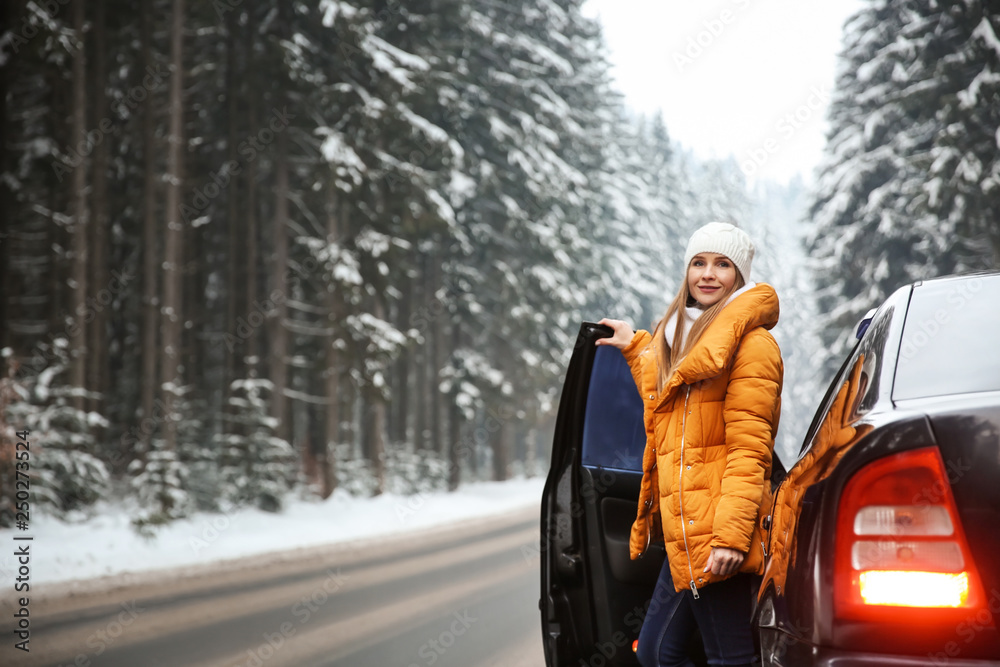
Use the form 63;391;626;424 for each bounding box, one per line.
0;478;544;586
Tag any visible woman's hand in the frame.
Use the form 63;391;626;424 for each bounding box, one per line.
595;318;635;350
704;547;745;576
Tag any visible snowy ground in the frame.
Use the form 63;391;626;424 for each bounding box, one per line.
0;477;544;588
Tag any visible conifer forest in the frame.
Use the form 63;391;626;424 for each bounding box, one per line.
1;0;998;529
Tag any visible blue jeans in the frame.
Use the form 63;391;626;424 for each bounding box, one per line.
636;557;759;667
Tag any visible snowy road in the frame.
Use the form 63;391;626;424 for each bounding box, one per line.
2;507;545;667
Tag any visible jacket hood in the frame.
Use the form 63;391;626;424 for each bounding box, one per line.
662;282;779;397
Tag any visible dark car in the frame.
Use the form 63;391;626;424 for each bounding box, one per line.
540;271;1000;666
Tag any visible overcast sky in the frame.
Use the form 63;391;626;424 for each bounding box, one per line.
582;0;864;185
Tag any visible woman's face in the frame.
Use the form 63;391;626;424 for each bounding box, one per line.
687;253;738;308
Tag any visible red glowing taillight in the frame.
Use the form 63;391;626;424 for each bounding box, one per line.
834;447;985;619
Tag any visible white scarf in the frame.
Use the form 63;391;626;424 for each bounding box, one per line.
663;282;757;350
663;305;703;350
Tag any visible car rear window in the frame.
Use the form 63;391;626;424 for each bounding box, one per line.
893;274;1000;400
581;345;646;471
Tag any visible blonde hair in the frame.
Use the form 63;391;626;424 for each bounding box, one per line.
651;266;746;393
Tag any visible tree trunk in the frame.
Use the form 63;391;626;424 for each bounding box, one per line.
243;7;259;373
183;192;206;420
430;259;444;456
269;120;290;443
68;0;89;412
491;349;512;481
139;0;159;452
370;394;386;494
161;0;185;452
322;342;339;498
223;6;242;416
48;207;63;339
0;1;19;352
448;402;462;492
524;427;537;478
322;188;343;497
87;0;110;416
493;419;511;482
412;253;428;452
392;282;412;446
366;297;387;495
447;324;461;491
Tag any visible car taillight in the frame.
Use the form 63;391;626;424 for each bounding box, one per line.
834;447;985;620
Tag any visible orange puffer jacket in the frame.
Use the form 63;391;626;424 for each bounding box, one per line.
623;283;783;595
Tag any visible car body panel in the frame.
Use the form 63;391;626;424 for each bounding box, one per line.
757;272;1000;665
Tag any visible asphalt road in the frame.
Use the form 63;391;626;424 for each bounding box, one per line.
1;507;545;667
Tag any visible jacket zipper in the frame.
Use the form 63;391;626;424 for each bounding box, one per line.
677;386;699;599
643;460;656;554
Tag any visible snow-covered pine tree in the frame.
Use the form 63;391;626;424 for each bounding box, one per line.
2;342;109;519
746;178;824;462
128;381;202;531
687;158;754;230
435;0;614;483
810;1;1000;373
0;0;834;516
586;111;688;330
922;4;1000;266
215;377;297;512
286;0;465;495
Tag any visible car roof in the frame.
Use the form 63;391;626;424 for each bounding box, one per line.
909;269;1000;289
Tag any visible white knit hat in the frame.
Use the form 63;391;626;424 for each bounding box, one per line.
683;222;755;281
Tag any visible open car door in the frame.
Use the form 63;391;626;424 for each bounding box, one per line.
539;322;666;666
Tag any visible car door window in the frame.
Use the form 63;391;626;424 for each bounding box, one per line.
797;305;893;460
581;345;645;472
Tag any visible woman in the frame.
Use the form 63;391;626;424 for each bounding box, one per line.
596;221;782;667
